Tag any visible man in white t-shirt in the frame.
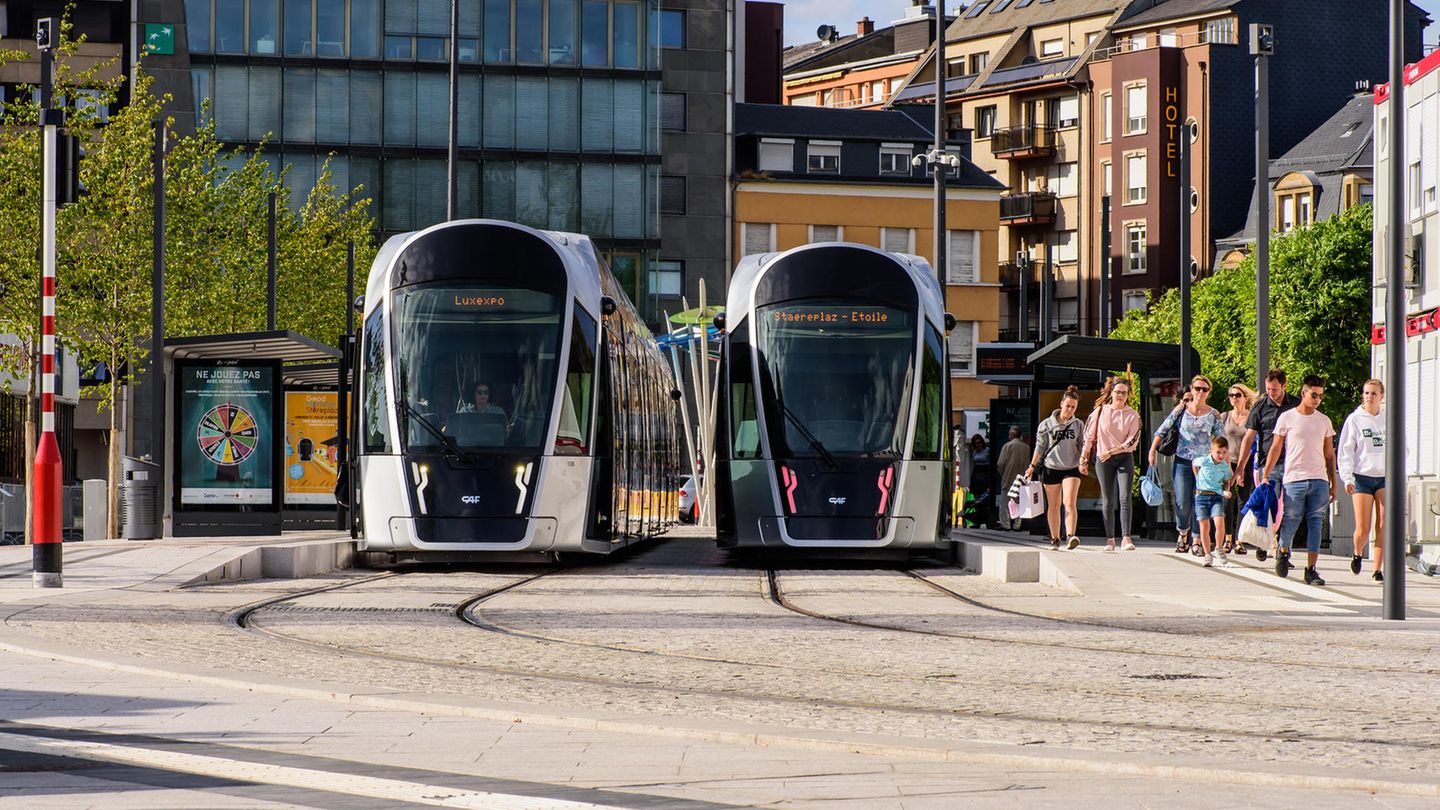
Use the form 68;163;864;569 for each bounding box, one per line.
1261;375;1337;586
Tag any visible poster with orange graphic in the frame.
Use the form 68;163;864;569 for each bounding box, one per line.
284;391;340;505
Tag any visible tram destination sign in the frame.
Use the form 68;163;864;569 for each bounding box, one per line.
770;306;894;325
975;342;1036;382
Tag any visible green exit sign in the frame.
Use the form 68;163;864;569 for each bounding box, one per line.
143;23;174;56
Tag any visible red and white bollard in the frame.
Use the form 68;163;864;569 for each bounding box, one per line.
33;19;62;589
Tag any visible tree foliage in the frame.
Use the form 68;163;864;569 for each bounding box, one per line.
1113;204;1374;419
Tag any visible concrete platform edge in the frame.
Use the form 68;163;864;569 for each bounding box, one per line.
0;626;1431;798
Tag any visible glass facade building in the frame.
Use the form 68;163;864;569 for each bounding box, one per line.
183;0;663;316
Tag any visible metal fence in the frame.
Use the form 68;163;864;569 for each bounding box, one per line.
0;483;85;545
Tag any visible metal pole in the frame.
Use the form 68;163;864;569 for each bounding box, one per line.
1254;52;1270;389
151;120;166;533
1099;196;1111;336
1042;243;1053;344
267;191;277;331
933;5;947;283
336;241;355;532
33;22;62;588
346;240;356;335
446;0;459;220
1018;252;1030;342
1179;132;1192;384
1383;0;1406;619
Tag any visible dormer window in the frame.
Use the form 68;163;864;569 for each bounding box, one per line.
807;141;841;173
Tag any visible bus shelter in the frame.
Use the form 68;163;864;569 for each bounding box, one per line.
160;331;341;537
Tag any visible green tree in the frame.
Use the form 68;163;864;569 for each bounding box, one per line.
1113;204;1374;419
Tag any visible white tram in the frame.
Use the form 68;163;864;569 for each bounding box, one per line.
340;220;682;559
713;243;954;550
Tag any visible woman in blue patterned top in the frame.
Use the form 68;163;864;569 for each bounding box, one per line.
1148;375;1225;553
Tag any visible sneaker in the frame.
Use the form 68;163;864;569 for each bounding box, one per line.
1256;548;1268;562
1105;539;1116;552
1214;551;1230;567
1373;570;1384;582
1350;555;1362;575
1122;539;1137;551
1067;536;1081;550
1050;538;1061;550
1202;554;1213;567
1274;550;1291;578
1304;566;1325;586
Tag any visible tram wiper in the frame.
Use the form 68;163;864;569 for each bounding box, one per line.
398;399;474;464
778;402;839;470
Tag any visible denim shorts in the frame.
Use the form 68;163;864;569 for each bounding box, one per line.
1353;474;1385;496
1194;491;1226;521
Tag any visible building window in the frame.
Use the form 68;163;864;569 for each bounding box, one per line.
948;322;977;377
969;52;988;74
879;145;912;175
1126;153;1147;204
581;0;609;65
1130;33;1148;50
870;79;888;102
975;105;997;138
1087;31;1102;47
1040;38;1064;58
1279;195;1295;232
1359;183;1374;205
1125;82;1147;134
1297;192;1312;227
1122;290;1148;313
1051;230;1078;264
612;0;640;66
651;260;683;297
1101;160;1112;197
1100;92;1112;142
946;230;978;283
758;138;794;172
807;141;840;173
1047;162;1078;196
659;9;685;49
882;227;913;254
1159;28;1179;48
741;223;774;256
660;92;686;131
660;175;685;215
809;224;841;243
548;0;577;64
1125;222;1147;274
1046;95;1079;129
1205;18;1236;44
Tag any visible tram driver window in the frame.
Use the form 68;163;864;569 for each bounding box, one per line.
362;309;391;453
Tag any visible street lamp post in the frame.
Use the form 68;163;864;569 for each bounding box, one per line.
1179;126;1192;385
1251;24;1273;389
32;17;62;588
1383;0;1406;619
918;4;958;282
446;0;459;220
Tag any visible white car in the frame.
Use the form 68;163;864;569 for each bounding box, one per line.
678;475;699;523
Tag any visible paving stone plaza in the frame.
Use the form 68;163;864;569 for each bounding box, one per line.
2;529;1438;808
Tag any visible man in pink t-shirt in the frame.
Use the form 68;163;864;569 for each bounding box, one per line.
1261;375;1337;585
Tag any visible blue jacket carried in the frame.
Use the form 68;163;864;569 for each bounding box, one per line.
1241;480;1280;527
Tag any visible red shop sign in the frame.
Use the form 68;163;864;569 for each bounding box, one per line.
1406;308;1440;337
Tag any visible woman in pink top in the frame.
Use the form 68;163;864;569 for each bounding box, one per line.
1081;376;1142;551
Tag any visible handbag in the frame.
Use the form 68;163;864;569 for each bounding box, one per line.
1016;480;1045;519
1157;411;1181;456
1140;466;1165;506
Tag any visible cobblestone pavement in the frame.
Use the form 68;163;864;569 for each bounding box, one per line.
2;529;1439;806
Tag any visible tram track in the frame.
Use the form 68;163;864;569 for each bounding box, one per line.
221;565;1440;758
763;568;1440;678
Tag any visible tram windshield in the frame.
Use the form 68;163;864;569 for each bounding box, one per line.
754;301;915;460
392;285;563;453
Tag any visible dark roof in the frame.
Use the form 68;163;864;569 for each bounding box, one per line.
1218;94;1374;248
1113;0;1240;29
737;103;934;141
944;0;1132;44
783;33;862;70
1028;335;1200;376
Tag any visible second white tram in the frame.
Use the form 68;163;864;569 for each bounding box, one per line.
342;220;682;558
713;243;953;550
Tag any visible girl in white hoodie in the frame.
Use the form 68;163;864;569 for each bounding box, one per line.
1337;379;1387;581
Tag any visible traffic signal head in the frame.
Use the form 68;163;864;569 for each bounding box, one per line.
1249;23;1274;56
35;18;57;51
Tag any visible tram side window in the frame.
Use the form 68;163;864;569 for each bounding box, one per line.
558;308;597;453
911;327;944;461
729;328;760;458
363;309;391;453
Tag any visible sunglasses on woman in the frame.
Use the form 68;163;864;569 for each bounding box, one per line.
1228;391;1243;398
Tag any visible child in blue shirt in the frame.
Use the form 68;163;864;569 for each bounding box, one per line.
1193;436;1234;567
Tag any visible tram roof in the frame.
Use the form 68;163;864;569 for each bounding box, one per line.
1027;335;1201;377
164;330;341;366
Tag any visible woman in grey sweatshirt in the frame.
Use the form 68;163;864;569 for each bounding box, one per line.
1024;386;1087;549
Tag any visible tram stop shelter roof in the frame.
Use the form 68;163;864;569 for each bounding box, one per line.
163;330;340;387
1027;335;1199;377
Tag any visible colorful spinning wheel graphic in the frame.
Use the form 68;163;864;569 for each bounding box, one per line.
196;402;260;466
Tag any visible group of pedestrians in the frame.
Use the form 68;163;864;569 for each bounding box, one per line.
1010;369;1388;586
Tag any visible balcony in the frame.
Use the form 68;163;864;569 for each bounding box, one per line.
999;191;1058;227
990;125;1056;160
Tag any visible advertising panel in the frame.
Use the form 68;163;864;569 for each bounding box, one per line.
284;391;339;505
178;362;276;506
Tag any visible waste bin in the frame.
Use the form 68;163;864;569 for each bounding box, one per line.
120;456;161;540
82;479;108;541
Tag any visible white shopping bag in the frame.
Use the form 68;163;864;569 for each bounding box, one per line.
1237;510;1275;552
1016;480;1045;519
